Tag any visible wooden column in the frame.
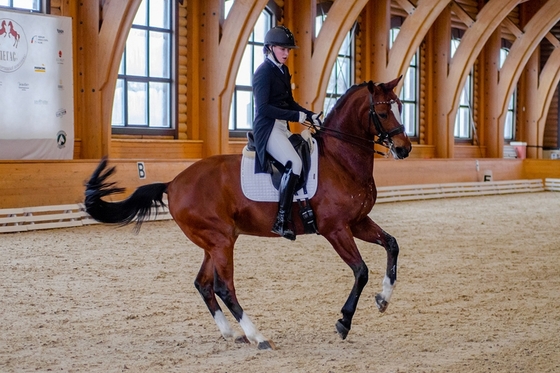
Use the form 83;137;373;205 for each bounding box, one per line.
287;0;313;110
197;1;221;157
482;30;501;158
523;51;540;159
430;7;451;158
186;0;202;142
193;0;268;156
367;0;390;82
73;1;105;159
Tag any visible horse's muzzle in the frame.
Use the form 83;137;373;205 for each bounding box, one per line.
394;144;412;159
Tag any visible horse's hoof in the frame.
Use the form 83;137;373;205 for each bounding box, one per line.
234;335;250;344
257;340;276;350
335;320;349;340
375;294;388;313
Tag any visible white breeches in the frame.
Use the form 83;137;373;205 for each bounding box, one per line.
265;120;302;176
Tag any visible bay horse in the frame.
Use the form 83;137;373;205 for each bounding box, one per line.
84;77;412;350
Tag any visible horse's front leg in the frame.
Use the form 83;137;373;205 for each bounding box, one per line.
323;227;369;340
352;217;399;313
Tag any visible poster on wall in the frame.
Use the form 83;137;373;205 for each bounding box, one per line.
0;10;73;160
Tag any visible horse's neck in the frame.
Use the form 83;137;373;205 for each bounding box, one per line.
320;135;374;183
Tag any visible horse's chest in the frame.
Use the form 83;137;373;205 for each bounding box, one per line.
346;186;375;214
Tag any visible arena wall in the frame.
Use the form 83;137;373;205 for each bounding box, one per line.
2;158;558;209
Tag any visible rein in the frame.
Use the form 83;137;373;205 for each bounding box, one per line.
307;92;406;156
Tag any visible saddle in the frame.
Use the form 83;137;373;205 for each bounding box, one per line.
246;131;312;192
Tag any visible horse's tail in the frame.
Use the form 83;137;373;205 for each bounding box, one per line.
84;157;168;232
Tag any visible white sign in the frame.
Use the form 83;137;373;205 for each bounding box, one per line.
0;10;73;159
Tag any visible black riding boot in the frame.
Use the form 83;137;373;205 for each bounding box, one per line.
271;168;299;241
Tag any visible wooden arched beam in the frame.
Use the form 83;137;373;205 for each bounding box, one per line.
218;0;268;96
97;0;142;140
305;0;369;110
206;0;268;155
443;0;519;157
387;0;451;91
535;46;560;154
73;0;141;158
217;0;268;107
497;2;560;154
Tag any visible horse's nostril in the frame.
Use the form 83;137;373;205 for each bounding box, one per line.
396;147;410;159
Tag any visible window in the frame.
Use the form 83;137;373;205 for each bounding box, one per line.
0;0;41;12
500;41;516;140
451;29;473;140
112;0;174;135
390;19;418;138
454;74;473;139
316;11;354;116
228;6;272;135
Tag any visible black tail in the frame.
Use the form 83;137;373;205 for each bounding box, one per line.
84;157;168;231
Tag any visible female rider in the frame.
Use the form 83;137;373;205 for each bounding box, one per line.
252;25;321;240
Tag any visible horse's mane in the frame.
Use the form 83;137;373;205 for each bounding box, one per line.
312;82;371;150
326;81;370;120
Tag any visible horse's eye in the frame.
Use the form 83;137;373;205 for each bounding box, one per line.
378;113;388;119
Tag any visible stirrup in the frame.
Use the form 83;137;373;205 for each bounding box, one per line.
281;226;296;241
298;199;319;234
271;223;296;241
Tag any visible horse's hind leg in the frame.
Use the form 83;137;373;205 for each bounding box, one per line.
352;217;399;313
192;233;274;349
209;245;275;350
194;252;238;341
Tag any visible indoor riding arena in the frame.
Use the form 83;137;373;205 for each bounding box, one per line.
1;1;560;372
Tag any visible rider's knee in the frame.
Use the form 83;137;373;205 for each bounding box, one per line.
290;157;302;175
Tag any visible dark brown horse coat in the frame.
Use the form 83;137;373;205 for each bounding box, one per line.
84;77;412;350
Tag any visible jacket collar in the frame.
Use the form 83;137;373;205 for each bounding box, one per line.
265;58;291;89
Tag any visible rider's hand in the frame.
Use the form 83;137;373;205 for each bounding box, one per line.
307;112;323;127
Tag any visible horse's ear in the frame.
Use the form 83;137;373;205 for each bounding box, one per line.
367;80;376;93
384;76;403;91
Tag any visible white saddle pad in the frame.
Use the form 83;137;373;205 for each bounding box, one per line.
241;138;318;202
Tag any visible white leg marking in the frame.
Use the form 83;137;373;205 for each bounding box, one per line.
213;310;235;340
238;312;266;344
380;275;396;302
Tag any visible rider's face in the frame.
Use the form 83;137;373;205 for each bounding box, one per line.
272;46;290;64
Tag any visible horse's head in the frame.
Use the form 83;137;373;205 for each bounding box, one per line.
365;77;412;159
321;77;412;159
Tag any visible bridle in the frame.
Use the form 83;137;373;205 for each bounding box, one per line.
368;92;406;147
308;91;406;156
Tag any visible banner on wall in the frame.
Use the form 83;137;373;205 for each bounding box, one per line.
0;10;73;160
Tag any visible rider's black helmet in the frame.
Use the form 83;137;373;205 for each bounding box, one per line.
264;26;298;49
